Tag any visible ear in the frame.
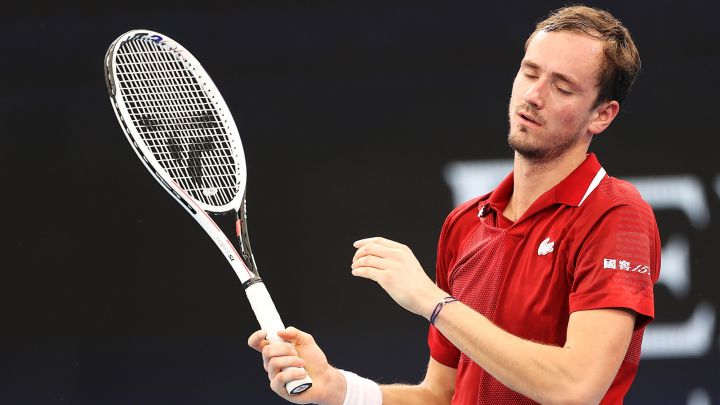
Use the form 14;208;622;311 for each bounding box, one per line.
588;100;620;136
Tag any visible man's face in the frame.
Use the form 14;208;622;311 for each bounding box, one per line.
508;30;605;162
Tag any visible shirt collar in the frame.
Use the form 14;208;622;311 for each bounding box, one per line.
478;153;606;217
553;153;606;207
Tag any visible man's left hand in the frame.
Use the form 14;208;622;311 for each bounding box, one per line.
351;237;447;319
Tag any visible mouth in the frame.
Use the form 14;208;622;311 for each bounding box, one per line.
517;111;542;128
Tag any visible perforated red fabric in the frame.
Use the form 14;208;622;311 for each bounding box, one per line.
449;222;506;320
449;224;534;404
444;211;540;405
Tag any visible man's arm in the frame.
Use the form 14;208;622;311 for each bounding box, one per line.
248;328;456;405
352;237;635;405
381;358;456;405
434;304;634;405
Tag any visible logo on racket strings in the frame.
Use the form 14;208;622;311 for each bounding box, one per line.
203;187;219;197
138;111;222;188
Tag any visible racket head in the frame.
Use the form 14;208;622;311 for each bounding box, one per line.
105;29;246;214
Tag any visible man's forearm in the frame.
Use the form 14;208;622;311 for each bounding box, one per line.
433;302;633;405
381;382;452;405
434;303;575;403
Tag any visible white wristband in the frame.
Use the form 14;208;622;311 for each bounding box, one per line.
339;369;382;405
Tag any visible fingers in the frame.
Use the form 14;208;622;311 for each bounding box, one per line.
351;238;406;282
351;265;381;282
353;236;379;248
352;241;396;262
250;327;319;401
267;352;306;378
248;329;268;352
351;253;387;271
260;330;309;397
270;366;309;396
262;340;298;371
353;236;406;250
351;249;389;282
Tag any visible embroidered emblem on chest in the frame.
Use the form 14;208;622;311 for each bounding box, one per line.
538;237;555;256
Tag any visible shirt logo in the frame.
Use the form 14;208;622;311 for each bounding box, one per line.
603;258;652;276
538;237;555;256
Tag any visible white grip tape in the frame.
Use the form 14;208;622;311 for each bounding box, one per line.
245;282;286;338
245;282;313;395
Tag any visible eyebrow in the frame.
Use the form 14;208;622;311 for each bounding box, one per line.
521;60;581;89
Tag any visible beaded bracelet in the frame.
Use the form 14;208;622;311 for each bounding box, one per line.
430;296;458;325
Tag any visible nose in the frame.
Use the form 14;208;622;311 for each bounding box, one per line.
523;79;545;110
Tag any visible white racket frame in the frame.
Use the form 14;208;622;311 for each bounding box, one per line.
105;29;312;395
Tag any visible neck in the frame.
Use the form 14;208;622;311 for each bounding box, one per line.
504;148;588;222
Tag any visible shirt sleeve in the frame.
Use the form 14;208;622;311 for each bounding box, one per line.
427;209;462;368
569;201;661;329
428;324;460;368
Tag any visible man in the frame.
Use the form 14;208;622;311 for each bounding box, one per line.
249;5;660;404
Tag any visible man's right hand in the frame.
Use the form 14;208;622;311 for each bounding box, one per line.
248;327;347;405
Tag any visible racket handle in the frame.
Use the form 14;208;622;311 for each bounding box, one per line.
245;281;313;395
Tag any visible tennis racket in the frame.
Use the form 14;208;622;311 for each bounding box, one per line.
104;29;312;395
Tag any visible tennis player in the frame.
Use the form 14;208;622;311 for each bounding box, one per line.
249;5;660;404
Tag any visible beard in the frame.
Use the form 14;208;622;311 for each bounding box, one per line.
507;103;582;163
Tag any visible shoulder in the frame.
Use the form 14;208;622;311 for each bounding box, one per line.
435;193;490;276
589;175;655;218
569;175;659;246
442;193;490;230
576;175;660;253
437;193;490;251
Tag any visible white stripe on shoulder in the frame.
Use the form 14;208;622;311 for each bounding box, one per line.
578;167;607;206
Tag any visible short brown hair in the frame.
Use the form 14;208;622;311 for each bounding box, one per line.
525;5;641;106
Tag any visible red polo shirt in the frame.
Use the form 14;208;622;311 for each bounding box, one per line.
428;153;660;404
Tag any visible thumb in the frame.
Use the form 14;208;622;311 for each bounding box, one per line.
277;326;315;346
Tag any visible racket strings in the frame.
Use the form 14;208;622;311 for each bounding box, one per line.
117;65;233;201
115;38;241;206
119;41;234;196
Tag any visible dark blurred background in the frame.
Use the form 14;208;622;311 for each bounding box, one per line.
1;1;718;403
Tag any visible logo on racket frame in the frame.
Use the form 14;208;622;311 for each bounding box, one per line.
129;32;163;43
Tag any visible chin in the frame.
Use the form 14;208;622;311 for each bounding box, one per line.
508;133;557;162
509;135;539;158
508;127;534;147
512;145;546;161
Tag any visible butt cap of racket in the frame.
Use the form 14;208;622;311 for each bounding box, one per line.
286;373;313;394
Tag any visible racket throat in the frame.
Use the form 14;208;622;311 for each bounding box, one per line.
235;201;259;274
242;276;264;289
236;217;258;274
210;210;259;275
